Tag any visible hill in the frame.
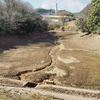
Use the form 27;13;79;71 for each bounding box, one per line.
36;8;74;17
74;3;91;19
36;8;55;15
57;10;73;16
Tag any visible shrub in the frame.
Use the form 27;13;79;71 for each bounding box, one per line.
48;23;61;30
75;18;88;32
97;27;100;34
55;24;61;29
48;24;55;30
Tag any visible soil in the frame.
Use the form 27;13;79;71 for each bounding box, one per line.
0;30;100;99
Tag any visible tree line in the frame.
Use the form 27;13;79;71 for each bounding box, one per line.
36;8;55;15
0;0;48;35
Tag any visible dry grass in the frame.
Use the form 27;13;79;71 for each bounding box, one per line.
0;91;51;100
57;49;100;89
0;30;100;90
65;21;77;31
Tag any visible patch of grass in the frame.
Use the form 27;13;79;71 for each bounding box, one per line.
0;51;12;57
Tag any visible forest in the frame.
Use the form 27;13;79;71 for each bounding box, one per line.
0;0;48;35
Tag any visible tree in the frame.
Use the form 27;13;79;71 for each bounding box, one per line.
0;0;48;35
57;10;73;16
57;10;74;31
36;8;55;15
87;0;100;33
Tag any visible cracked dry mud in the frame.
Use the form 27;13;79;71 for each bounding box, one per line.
0;31;100;91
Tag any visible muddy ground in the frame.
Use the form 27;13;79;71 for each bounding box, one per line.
0;31;100;90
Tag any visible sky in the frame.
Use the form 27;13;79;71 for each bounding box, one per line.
22;0;91;13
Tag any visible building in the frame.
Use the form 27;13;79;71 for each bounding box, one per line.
42;15;69;22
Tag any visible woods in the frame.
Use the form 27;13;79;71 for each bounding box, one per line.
0;0;48;35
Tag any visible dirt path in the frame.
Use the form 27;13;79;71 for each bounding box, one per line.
36;89;98;100
0;85;100;100
36;84;100;100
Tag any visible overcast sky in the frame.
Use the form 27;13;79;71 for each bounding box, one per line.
22;0;91;13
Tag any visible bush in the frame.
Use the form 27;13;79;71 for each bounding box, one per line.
75;18;89;32
48;24;55;30
97;27;100;34
55;24;61;29
48;23;61;30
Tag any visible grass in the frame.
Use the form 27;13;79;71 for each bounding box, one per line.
58;50;100;89
0;91;51;100
0;50;12;57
